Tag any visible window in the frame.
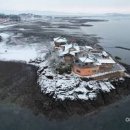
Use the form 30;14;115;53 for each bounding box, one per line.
93;70;97;73
76;69;81;73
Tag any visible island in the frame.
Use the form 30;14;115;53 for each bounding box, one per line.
36;37;127;101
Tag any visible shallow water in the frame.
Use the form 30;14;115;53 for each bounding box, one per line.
0;95;130;130
81;17;130;64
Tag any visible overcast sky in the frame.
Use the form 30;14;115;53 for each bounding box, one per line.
1;0;130;14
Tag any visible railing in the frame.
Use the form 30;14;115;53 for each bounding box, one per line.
73;62;96;68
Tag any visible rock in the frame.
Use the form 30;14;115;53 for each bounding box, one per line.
0;35;2;42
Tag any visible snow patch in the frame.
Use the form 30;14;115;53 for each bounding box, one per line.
0;33;48;63
37;60;116;101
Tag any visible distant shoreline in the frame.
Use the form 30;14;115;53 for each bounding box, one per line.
115;46;130;51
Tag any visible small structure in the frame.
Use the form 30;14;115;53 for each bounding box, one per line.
53;37;67;48
58;43;80;64
85;46;93;51
73;55;99;76
64;54;75;64
94;51;116;72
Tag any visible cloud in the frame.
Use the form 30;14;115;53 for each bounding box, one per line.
0;0;130;13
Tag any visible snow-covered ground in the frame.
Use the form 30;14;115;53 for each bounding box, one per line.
0;24;15;29
0;32;127;101
37;61;118;101
0;33;48;63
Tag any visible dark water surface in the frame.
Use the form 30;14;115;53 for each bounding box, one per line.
81;17;130;64
0;95;130;130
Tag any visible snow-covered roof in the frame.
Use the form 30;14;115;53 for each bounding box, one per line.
94;62;102;66
85;46;93;50
73;44;80;51
64;44;80;52
97;57;116;64
69;51;76;56
54;37;67;43
79;57;94;63
59;43;80;56
64;44;73;50
102;51;108;57
58;50;69;56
